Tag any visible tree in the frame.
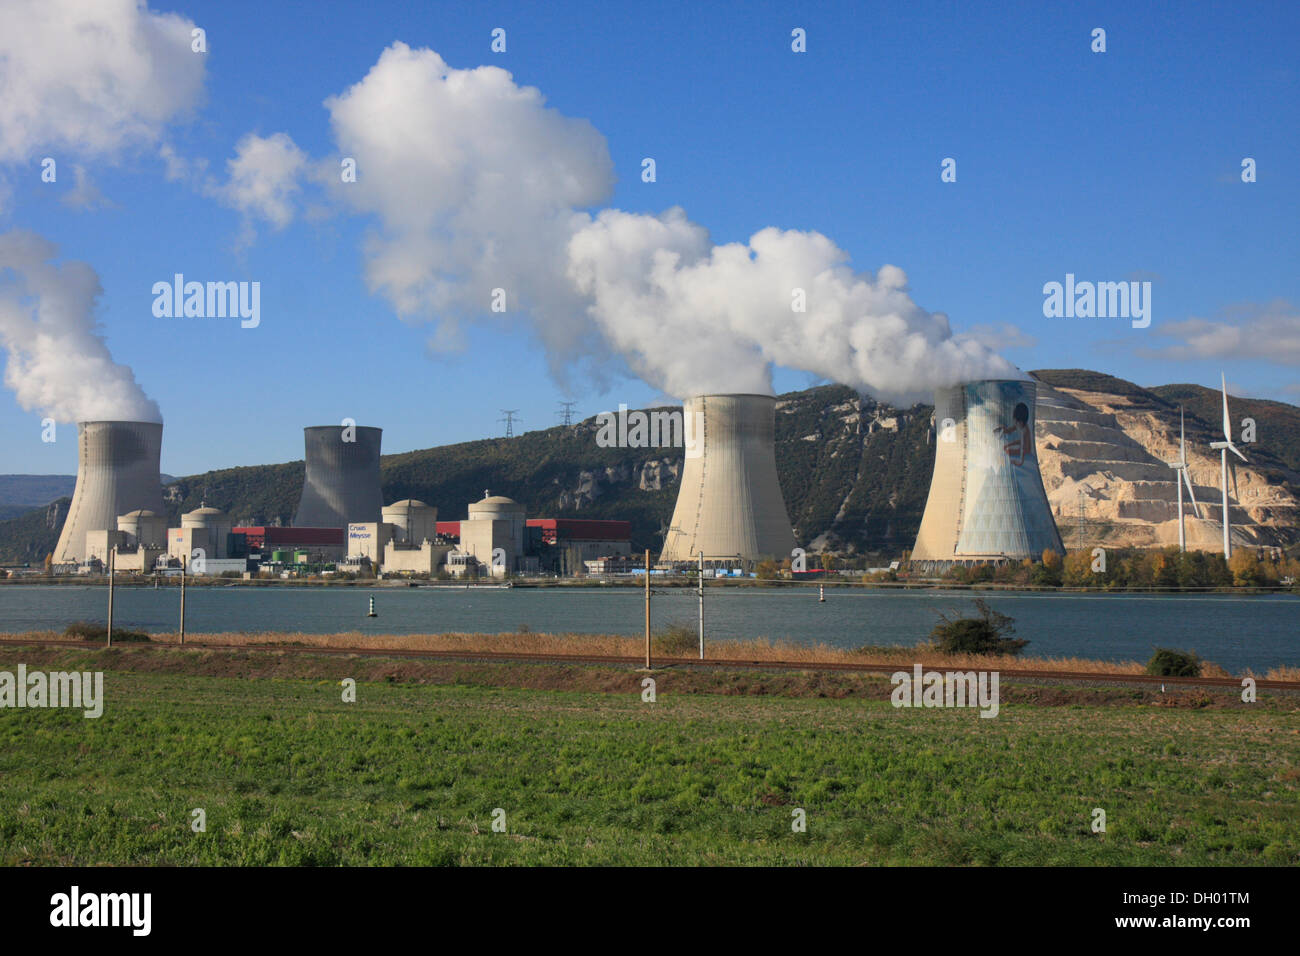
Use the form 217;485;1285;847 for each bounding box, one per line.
1063;550;1093;587
1229;549;1263;587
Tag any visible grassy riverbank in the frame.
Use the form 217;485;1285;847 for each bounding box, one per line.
0;644;1295;866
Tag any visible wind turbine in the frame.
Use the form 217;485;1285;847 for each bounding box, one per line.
1166;406;1200;552
1208;374;1248;559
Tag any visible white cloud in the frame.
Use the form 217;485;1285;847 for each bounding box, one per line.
59;164;113;211
159;141;207;184
0;0;206;162
220;132;307;229
322;42;615;380
1140;300;1300;366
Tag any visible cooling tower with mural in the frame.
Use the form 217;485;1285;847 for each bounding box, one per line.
912;380;1064;569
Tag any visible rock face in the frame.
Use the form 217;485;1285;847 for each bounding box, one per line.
1034;383;1300;551
555;458;682;510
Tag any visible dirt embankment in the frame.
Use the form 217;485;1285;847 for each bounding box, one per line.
1;643;1290;711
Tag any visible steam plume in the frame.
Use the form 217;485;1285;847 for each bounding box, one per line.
0;230;162;423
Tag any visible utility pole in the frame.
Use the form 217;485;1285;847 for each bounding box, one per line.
698;551;704;660
179;564;187;645
644;549;651;670
557;401;577;428
1076;490;1086;548
106;547;115;648
499;409;520;438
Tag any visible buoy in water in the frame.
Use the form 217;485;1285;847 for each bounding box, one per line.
367;595;377;618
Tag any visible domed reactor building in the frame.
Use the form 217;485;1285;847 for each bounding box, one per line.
659;393;796;568
911;379;1064;571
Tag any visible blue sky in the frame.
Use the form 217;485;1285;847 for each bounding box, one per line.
1;0;1297;477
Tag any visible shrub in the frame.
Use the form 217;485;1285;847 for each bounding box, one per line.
1145;647;1201;677
64;621;152;642
652;624;699;657
928;598;1027;656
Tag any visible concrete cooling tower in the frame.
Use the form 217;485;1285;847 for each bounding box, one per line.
53;421;165;564
659;393;797;566
294;425;384;528
911;379;1064;569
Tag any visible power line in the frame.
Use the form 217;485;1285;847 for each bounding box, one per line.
557;401;577;428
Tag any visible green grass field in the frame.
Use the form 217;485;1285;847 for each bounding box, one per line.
1;648;1296;865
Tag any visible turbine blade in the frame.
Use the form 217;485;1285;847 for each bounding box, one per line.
1228;442;1248;463
1182;468;1200;518
1229;459;1240;502
1221;373;1232;440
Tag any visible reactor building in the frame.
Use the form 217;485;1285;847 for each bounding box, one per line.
53;421;165;566
294;425;384;528
659;393;797;567
911;379;1064;569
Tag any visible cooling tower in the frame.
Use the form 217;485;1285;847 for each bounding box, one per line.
911;379;1064;568
294;425;383;528
53;421;165;565
659;394;796;565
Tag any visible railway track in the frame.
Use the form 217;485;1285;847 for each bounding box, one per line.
2;635;1297;692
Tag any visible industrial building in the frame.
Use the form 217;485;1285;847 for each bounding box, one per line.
659;393;797;568
347;499;455;576
294;425;384;528
169;506;236;564
85;509;168;572
235;525;345;564
454;493;533;577
53;421;165;567
435;515;632;576
911;379;1065;569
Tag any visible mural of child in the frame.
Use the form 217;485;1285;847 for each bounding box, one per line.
993;401;1031;466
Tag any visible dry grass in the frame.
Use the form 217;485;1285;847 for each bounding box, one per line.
1261;665;1300;682
2;628;1265;678
5;628;1181;675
